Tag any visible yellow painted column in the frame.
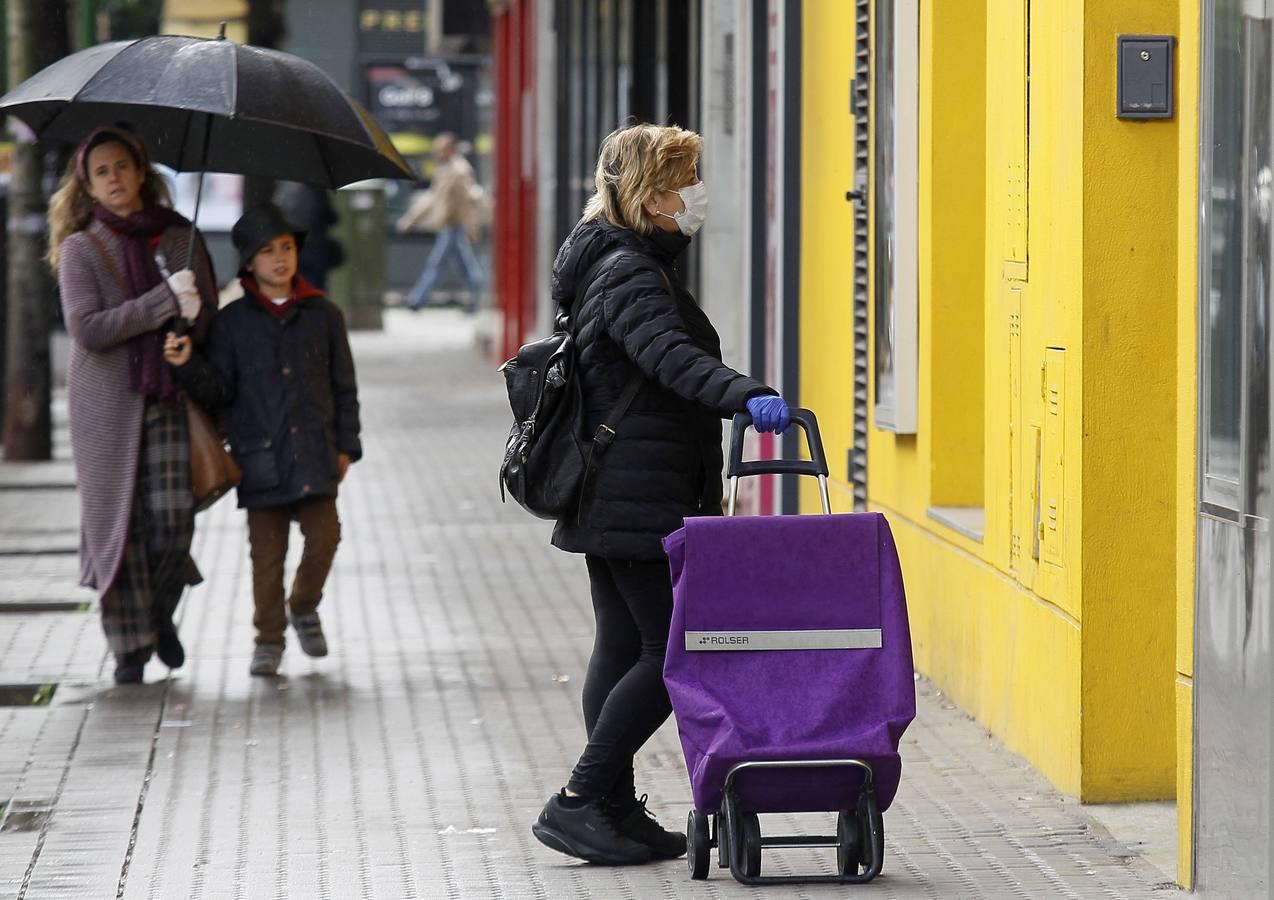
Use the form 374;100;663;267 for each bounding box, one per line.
1174;0;1200;886
1079;0;1179;801
799;0;858;514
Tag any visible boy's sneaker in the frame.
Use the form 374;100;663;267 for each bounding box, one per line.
532;792;653;866
609;794;686;860
250;642;284;676
291;613;328;657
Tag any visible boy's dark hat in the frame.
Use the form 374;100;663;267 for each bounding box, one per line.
232;202;307;276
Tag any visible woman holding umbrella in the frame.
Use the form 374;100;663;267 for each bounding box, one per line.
2;31;414;686
47;125;218;684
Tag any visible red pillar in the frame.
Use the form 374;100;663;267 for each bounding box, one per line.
492;0;537;363
492;7;512;359
518;1;537;357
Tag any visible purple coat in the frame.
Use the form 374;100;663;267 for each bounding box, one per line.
57;219;217;595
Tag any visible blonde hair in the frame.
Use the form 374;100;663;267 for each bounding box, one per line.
46;134;173;271
583;123;702;235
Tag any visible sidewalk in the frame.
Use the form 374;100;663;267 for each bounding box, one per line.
0;310;1180;899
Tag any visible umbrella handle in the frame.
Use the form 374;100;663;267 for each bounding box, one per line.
152;251;188;338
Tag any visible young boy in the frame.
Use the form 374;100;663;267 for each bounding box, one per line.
164;202;361;676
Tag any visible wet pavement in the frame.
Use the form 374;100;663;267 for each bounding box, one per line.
0;310;1179;898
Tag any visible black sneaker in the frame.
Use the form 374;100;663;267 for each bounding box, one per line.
155;621;185;669
610;794;686;859
113;646;152;684
532;792;653;866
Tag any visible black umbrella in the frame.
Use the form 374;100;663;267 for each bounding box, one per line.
0;28;417;188
0;27;417;330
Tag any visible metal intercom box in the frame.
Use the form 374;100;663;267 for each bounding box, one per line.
1117;35;1175;120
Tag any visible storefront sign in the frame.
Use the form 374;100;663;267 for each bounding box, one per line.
358;1;427;57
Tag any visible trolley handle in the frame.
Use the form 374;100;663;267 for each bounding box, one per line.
728;408;830;479
727;408;832;515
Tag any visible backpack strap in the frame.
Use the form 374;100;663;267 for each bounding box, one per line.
577;370;644;523
572;247;676;454
573;250;678;522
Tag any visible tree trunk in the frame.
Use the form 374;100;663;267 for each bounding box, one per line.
3;0;69;460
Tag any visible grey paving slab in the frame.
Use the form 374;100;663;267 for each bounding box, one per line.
0;461;75;490
0;614;101;684
0;499;79;557
0;553;94;609
0;311;1180;899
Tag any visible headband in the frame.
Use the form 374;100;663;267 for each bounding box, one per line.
74;126;148;183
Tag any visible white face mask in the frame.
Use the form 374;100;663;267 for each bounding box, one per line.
658;181;708;236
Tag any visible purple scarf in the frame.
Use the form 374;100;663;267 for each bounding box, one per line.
93;204;190;401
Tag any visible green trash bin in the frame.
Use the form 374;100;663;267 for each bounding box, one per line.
328;183;386;330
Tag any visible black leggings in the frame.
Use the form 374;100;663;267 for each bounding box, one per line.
567;555;675;801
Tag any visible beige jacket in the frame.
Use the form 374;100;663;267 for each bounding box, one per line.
398;154;484;232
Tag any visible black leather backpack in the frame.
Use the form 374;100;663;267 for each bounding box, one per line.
498;249;644;520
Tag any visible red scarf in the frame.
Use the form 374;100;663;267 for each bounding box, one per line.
240;274;325;318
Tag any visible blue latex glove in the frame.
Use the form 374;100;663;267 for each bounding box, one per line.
746;395;791;434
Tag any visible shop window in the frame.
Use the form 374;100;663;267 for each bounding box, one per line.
1200;4;1269;516
873;0;919;434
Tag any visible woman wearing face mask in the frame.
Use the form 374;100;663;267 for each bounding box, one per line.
531;123;792;866
47;126;217;684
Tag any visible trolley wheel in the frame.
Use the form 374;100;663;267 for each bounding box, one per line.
857;791;886;873
836;809;861;875
738;811;762;878
688;810;711;880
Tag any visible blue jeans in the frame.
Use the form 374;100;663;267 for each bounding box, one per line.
405;225;485;308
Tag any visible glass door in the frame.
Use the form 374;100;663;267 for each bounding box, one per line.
1195;1;1274;893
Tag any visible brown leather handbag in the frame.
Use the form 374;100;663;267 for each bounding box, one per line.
86;229;240;512
186;398;241;512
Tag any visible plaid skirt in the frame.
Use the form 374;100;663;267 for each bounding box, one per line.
100;400;203;657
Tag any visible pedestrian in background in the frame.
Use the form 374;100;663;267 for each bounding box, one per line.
530;123;792;866
163;202;362;677
395;133;485;311
274;181;345;291
47;125;218;684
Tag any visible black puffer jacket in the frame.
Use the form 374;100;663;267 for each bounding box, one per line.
175;279;362;509
551;219;775;560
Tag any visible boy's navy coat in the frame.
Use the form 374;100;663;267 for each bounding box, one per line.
176;282;361;509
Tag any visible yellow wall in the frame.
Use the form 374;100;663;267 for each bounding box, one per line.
800;0;1184;810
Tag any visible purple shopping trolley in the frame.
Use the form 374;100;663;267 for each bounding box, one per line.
662;409;916;885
